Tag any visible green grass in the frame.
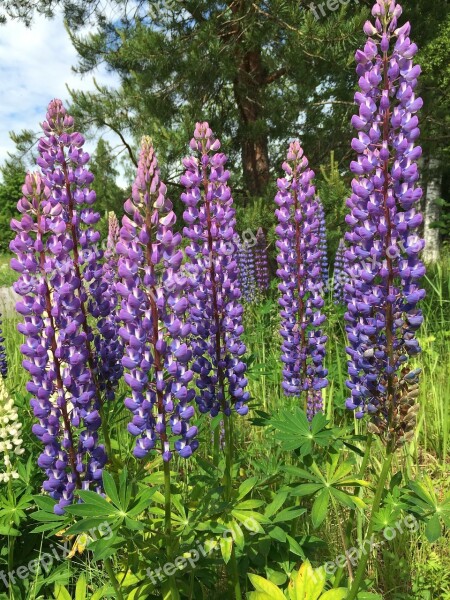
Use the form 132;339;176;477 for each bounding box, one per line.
0;254;17;287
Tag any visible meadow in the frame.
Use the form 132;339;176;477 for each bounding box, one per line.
0;1;449;599
0;251;449;599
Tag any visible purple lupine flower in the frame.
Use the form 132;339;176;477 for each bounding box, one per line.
275;142;328;407
237;235;257;303
306;390;324;421
254;228;270;292
333;239;350;304
181;122;249;418
0;312;7;378
95;211;124;400
316;197;329;289
10;100;108;513
345;0;425;445
117;137;197;461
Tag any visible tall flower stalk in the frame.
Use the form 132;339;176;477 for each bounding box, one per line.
181;122;248;600
237;235;257;303
345;1;424;596
333;239;350;304
10;100;109;513
255;228;270;292
275;142;328;414
117;137;196;600
96;212;124;403
117;137;196;462
181;123;249;421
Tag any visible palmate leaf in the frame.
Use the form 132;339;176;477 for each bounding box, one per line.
405;477;450;542
271;408;333;455
311;490;329;529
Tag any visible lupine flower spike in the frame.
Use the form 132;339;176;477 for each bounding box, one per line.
237;235;257;303
117;137;197;460
345;0;425;447
96;212;124;400
275;142;328;420
255;228;270;292
316;197;329;290
10;100;108;513
0;377;24;483
181;122;249;418
0;312;6;378
333;239;350;304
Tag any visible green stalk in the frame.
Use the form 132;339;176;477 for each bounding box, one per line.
104;558;124;600
224;414;233;499
223;414;242;600
346;448;394;600
213;425;220;468
164;460;180;600
336;434;373;588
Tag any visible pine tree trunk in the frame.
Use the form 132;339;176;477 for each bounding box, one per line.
233;50;271;197
423;156;442;264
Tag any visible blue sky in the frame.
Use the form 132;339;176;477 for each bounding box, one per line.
0;12;120;173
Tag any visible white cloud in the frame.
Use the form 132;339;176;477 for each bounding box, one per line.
0;12;123;178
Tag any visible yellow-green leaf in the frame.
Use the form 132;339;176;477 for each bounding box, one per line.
54;585;72;600
75;574;87;600
220;535;233;564
320;588;348;600
248;574;286;600
294;561;326;600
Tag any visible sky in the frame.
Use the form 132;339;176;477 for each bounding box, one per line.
0;12;121;177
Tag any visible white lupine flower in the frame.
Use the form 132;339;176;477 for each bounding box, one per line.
0;377;24;483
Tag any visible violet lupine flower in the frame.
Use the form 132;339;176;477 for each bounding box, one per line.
181;122;249;418
117;137;197;460
95;211;124;400
237;235;257;303
306;390;324;421
255;228;270;292
10;100;108;513
345;0;425;446
316;198;329;289
333;239;350;304
275;142;328;403
0;312;7;378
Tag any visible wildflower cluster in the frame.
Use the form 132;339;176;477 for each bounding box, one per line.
181;122;249;418
345;0;425;444
333;239;350;304
275;142;328;401
10;101;107;513
117;137;197;460
254;228;270;292
237;235;257;303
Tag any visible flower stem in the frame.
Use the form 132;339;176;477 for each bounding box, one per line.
347;447;394;600
223;415;242;600
224;414;233;499
104;558;124;600
164;459;172;536
213;426;220;467
164;460;180;600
